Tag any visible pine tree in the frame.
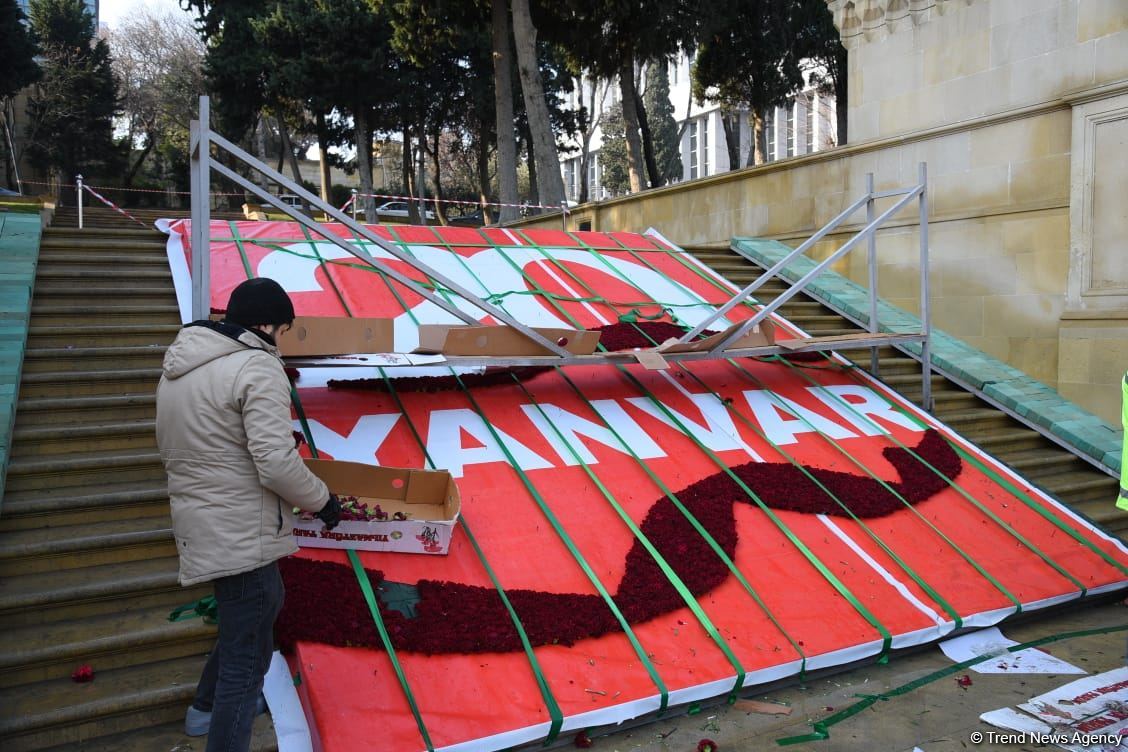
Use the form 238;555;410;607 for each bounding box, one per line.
0;0;40;189
598;101;629;196
642;62;681;185
25;0;120;184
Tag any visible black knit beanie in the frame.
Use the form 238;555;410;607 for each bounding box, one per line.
224;278;295;328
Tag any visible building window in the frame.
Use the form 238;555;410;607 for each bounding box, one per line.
786;103;796;157
587;154;598;196
765;111;776;162
688;121;699;179
805;96;815;154
701;117;709;176
563;160;575;201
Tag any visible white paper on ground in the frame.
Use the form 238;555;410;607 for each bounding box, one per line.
285;353;448;367
939;627;1086;674
980;707;1053;734
263;651;313;752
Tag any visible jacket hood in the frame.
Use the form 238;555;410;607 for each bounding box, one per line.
162;320;278;380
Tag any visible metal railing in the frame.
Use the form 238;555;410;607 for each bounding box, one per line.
676;163;933;409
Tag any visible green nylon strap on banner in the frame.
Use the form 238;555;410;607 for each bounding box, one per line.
775;622;1128;746
346;549;435;752
516;230;894;661
372;366;568;740
297;224;355;318
391;233;677;715
228;221;255;279
609;241;1030;619
347;250;569;743
168;595;217;624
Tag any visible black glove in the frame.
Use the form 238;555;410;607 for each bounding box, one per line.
315;494;342;531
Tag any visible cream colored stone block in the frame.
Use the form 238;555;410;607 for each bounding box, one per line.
932;165;1010;215
942;67;1013;123
1078;0;1128;42
968;111;1071;166
1057;336;1094;384
1016;248;1070;295
982;293;1065;339
877;262;925;300
939;255;1018;297
923;30;990;86
1002;212;1069;255
1010;46;1098;105
851;102;881;142
766;198;815;236
1094;30;1128;83
878;87;948;138
1010;153;1071;205
988;0;1063;29
873;227;919;265
898;131;971;177
1008;336;1059;386
990;8;1062;67
861;51;923;103
933;295;985;337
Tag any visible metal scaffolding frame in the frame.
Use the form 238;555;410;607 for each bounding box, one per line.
189;96;934;409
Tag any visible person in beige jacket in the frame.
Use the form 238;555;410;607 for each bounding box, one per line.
156;277;341;751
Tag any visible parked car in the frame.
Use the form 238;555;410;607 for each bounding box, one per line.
373;201;436;221
448;209;486;227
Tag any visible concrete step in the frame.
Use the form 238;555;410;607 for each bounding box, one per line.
960;427;1052;456
0;602;214;690
11;418;157;455
30;285;174;303
0;517;174;576
21;345;166;373
43;226;166;241
0;482;169;531
29;303;181;326
17;368;162;399
26;324;179;348
34;267;173;286
0;555;200;629
14;392;156;425
931;407;1015;433
36;252;168;266
35;717;280;752
4;447;164;493
0;654;204;752
1002;448;1090;479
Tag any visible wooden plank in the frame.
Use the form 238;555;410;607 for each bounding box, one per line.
775;332;920;350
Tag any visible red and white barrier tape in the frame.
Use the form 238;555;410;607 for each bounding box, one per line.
350;192;569;212
81;184;150;229
20;179;244;197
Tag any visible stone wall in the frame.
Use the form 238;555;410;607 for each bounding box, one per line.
514;0;1128;424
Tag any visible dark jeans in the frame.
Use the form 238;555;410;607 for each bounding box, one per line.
193;561;284;752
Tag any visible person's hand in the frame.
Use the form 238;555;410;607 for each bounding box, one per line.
315;494;342;531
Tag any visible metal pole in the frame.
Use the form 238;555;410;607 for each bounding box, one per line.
76;174;83;229
919;161;932;412
416;139;427;226
866;172;879;377
190;96;211;322
561;200;568;232
351;188;358;222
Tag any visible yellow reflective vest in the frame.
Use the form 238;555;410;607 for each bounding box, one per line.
1120;373;1128;511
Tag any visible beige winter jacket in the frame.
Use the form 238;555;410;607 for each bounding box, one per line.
156;322;329;585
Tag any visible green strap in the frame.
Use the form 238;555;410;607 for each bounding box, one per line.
232;251;435;748
297;223;355;317
776;622;1128;745
228;221;255;279
374;365;568;738
350;249;569;741
168;595;217;624
346;549;435;751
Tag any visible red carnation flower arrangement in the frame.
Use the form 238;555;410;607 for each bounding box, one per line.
71;664;95;683
275;430;959;656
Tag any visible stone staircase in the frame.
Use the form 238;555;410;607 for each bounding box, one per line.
688;247;1126;534
0;214;1121;750
0;213;276;750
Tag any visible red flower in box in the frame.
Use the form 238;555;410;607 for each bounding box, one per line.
71;664;94;683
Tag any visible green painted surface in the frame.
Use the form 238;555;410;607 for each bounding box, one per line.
732;236;1121;475
0;212;40;506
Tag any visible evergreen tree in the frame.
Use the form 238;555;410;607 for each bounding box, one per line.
24;0;119;184
597;101;629;196
642;61;681;185
0;0;40;188
0;0;39;100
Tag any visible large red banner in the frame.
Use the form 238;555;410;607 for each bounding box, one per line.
161;220;1128;752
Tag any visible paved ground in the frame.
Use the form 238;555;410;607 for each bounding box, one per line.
580;598;1128;752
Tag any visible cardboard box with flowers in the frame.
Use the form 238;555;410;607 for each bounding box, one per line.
294;459;460;555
